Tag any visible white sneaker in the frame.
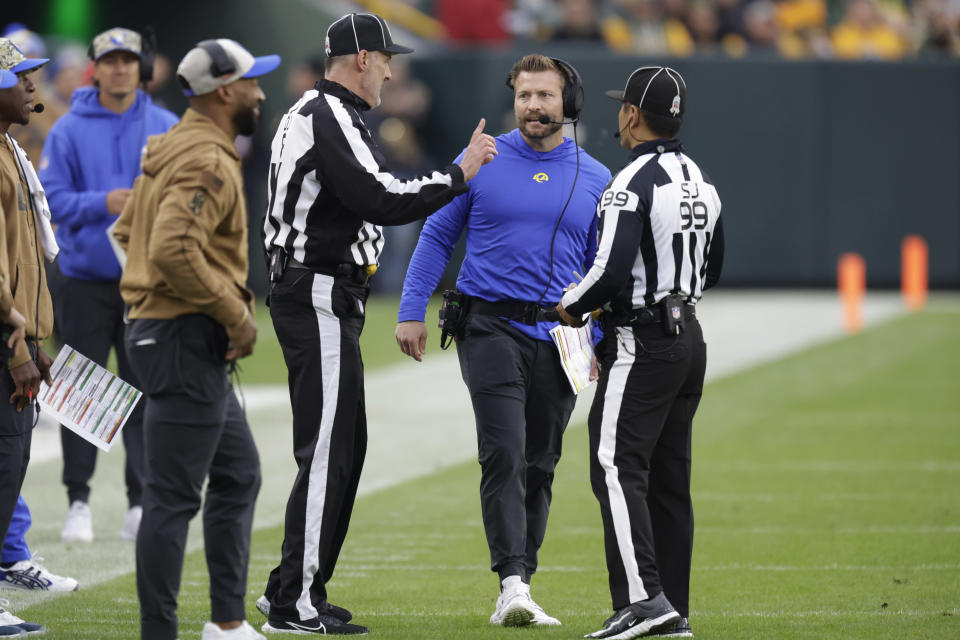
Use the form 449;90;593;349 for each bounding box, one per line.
61;501;93;543
255;596;269;617
120;506;142;541
0;599;43;636
201;621;265;640
489;575;535;627
0;554;79;592
527;594;561;626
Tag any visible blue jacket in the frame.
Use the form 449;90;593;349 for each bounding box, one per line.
399;128;611;342
39;87;178;281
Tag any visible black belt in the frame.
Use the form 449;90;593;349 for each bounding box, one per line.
468;297;557;326
608;303;696;327
288;258;371;285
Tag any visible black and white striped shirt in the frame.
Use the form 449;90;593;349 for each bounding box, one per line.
263;79;468;270
562;138;723;317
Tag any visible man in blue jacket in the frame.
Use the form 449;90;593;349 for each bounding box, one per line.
38;27;178;544
396;54;610;627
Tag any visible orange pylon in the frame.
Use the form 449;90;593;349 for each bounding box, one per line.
838;253;866;333
901;235;928;311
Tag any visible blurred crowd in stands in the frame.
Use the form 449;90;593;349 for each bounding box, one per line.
435;0;960;58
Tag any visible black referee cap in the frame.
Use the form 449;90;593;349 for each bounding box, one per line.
324;13;414;58
606;66;686;118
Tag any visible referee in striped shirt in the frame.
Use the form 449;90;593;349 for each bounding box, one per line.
259;12;496;636
556;66;723;640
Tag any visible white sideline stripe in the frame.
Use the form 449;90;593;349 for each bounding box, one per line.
296;273;340;621
595;331;647;603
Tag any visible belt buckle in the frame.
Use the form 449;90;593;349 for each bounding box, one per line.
522;305;539;325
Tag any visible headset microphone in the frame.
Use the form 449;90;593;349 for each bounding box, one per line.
32;103;45;114
537;114;577;125
613;116;632;139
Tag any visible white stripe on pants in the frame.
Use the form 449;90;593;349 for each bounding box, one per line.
596;328;649;604
296;274;341;620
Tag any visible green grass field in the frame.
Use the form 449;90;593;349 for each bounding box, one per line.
18;306;960;639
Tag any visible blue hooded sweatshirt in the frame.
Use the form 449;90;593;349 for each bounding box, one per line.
39;87;178;281
399;128;611;342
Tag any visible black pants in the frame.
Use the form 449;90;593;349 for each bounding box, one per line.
456;314;576;582
589;318;706;616
264;268;368;623
55;275;143;507
0;364;33;549
126;316;261;640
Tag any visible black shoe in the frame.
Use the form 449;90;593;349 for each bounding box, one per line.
648;617;692;638
585;592;679;639
257;596;353;623
320;602;352;624
262;614;368;635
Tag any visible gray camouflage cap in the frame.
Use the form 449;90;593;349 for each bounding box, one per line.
0;37;49;75
90;28;142;61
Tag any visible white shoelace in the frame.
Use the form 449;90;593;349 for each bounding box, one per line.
18;553;56;579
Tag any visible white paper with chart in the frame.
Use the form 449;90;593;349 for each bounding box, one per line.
549;320;596;394
37;345;142;452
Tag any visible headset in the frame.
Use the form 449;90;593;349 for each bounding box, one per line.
87;26;157;84
505;57;584;123
139;27;158;84
177;40;236;94
196;39;237;77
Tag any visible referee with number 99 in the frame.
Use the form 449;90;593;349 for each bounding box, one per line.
555;66;724;640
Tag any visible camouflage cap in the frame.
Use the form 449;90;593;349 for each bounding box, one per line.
0;37;49;75
90;27;142;61
0;69;15;89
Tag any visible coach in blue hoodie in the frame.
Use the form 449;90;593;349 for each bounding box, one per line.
397;55;610;626
38;27;178;545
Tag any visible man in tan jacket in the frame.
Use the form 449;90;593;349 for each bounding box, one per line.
113;39;279;640
0;42;55;636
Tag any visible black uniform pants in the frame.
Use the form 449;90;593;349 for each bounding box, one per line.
55;275;144;507
125;316;261;640
456;314;576;582
0;364;33;550
264;269;368;623
589;318;705;616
